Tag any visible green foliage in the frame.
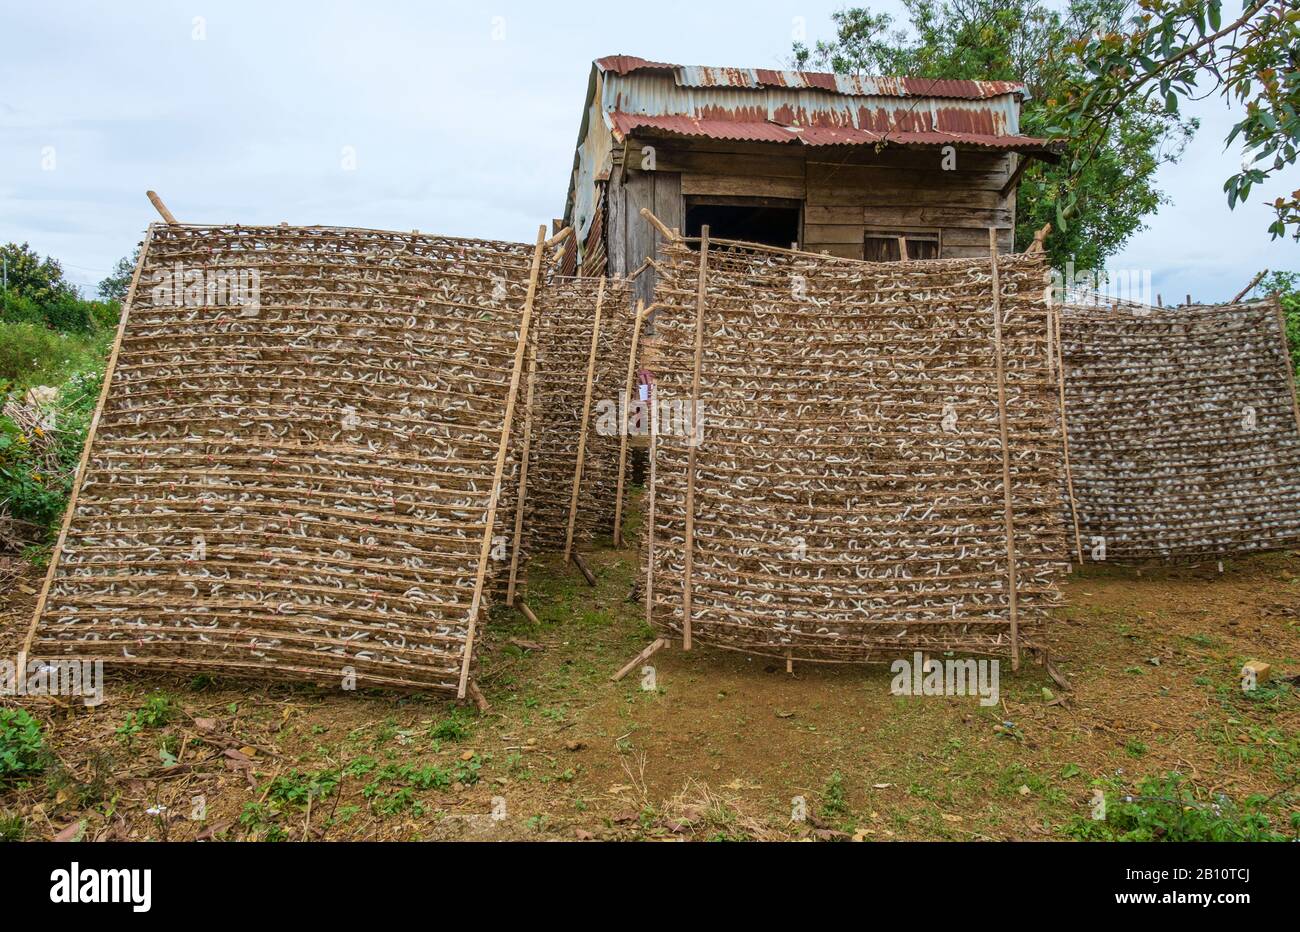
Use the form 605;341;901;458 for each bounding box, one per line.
97;246;140;302
1047;0;1300;240
1067;772;1298;841
117;694;175;741
791;0;1197;269
0;243;75;307
0;342;105;544
429;711;474;742
1254;270;1300;376
0;708;45;777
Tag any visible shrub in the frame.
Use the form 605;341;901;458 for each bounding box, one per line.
0;709;45;777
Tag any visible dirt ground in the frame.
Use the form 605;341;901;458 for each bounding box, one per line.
2;495;1297;842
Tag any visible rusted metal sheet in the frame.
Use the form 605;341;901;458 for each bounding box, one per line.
593;57;1051;154
595;56;1027;100
606;112;1052;154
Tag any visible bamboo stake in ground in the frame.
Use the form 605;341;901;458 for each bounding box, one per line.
564;278;607;567
988;227;1021;670
681;226;710;652
613;299;647;547
507;338;538;605
23;226;158;656
457;224;547;699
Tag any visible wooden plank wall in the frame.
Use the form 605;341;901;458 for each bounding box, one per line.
607;136;1016;270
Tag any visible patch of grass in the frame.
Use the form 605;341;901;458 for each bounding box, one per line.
0;811;26;841
1066;772;1299;841
429;712;473;743
820;771;848;820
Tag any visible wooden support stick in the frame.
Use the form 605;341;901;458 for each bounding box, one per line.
613;299;646;547
785;651;793;674
146;190;178;225
897;235;909;260
639;207;679;242
999;154;1033;198
465;680;491;713
611;638;668;682
23;227;158;656
564;278;606;563
1231;270;1267;304
682;226;710;652
1028;223;1051;253
515;600;540;625
545;226;573;249
457;225;547;699
988;227;1021;671
572;552;597;587
1053;304;1084;564
506;341;538;604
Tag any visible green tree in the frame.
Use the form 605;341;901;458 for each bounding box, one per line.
1253;270;1300;376
0;242;76;306
792;0;1197;268
97;245;141;302
1046;0;1300;241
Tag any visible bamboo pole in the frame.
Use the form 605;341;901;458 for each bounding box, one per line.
506;337;538;604
23;226;158;656
545;226;574;249
1231;270;1266;304
146;191;178;225
613;300;646;546
1053;303;1084;564
988;227;1020;670
611;638;667;682
457;224;547;698
639;207;678;242
682;226;710;651
644;379;658;629
564;277;606;564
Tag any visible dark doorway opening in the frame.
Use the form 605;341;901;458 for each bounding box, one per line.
684;197;802;249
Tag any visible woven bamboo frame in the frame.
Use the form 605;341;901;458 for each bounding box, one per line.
1060;298;1300;563
642;226;1069;663
527;276;637;552
24;222;543;697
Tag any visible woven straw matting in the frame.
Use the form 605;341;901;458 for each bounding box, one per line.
25;223;540;694
1061;299;1300;563
644;238;1069;662
528;277;636;551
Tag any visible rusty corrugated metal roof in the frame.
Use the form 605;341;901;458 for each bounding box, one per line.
594;55;1027;100
607;112;1055;154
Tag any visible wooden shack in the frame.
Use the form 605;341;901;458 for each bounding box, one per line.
560;55;1060;304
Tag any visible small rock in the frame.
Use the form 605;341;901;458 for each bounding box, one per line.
564;740;586;752
459;751;475;761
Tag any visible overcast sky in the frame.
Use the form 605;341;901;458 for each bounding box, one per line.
2;0;1294;301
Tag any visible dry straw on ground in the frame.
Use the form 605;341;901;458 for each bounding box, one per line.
644;230;1069;666
528;276;636;552
1061;298;1300;563
24;222;545;698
